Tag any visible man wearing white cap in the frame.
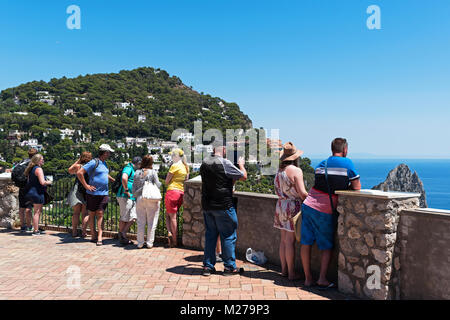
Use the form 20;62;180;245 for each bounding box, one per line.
77;144;116;246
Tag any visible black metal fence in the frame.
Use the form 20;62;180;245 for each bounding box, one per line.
41;174;183;239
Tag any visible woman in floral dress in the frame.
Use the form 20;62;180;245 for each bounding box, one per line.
274;142;309;281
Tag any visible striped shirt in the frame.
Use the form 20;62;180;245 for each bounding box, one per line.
304;156;359;214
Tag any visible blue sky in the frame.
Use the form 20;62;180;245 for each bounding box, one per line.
1;0;450;158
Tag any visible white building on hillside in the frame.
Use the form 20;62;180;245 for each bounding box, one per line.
60;128;75;139
93;112;102;117
138;115;146;123
176;132;194;141
64;109;74;116
13;112;28;116
115;102;131;110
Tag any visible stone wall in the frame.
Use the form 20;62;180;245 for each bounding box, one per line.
182;177;338;281
398;208;450;299
0;175;19;228
336;190;420;300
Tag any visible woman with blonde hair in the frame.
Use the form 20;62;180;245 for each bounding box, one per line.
274;142;308;281
68;151;93;237
164;148;189;247
24;154;52;235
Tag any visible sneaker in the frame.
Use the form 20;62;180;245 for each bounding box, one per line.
202;267;216;277
32;230;42;236
223;267;244;276
137;243;145;249
216;253;223;263
20;226;27;233
38;228;46;234
26;226;33;233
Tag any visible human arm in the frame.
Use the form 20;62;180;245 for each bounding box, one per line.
165;172;173;186
350;178;361;190
237;157;247;181
287;166;308;200
68;161;81;175
35;167;52;186
108;175;115;182
153;170;162;188
121;172;130;197
77;162;96;192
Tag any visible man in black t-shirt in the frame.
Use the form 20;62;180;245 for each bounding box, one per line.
200;145;247;276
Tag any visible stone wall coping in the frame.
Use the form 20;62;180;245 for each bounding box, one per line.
234;191;278;200
402;207;450;218
0;173;12;181
335;189;421;200
185;175;202;184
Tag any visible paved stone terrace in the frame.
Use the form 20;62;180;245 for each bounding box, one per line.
0;228;348;300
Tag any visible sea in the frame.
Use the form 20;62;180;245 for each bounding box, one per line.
310;159;450;211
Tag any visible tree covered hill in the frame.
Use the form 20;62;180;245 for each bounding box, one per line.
0;67;252;142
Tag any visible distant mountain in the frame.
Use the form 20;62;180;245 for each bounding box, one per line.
0;67;252;142
372;164;427;208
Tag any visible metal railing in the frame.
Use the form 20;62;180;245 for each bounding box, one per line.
41;174;183;239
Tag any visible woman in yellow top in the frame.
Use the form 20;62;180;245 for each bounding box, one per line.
164;148;189;247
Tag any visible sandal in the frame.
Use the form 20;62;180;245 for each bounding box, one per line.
96;241;103;246
317;282;336;290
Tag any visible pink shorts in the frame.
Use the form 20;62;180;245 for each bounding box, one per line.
165;190;184;214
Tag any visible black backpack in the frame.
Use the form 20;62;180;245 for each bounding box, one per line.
111;164;129;194
11;159;31;188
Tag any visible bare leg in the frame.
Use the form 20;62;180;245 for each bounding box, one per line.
25;208;32;227
72;204;82;236
279;230;287;276
19;207;25;228
89;211;97;241
81;205;89;236
285;231;301;280
317;249;333;286
32;204;43;232
169;213;177;246
96;210;104;242
301;245;314;286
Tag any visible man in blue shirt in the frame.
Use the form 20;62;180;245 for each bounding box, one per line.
301;138;361;289
77;144;116;246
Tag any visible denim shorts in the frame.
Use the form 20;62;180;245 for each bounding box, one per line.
300;203;337;250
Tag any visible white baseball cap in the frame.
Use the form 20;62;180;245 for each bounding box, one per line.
99;144;115;153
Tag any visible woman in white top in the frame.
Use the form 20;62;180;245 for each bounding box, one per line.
132;155;162;249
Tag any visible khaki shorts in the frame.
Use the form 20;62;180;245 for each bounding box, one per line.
117;197;137;222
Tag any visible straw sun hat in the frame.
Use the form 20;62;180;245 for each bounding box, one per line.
279;142;303;162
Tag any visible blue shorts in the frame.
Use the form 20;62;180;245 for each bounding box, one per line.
300;203;337;250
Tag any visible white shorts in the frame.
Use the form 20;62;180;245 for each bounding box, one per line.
117;197;137;222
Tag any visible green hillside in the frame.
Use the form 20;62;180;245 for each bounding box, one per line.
0;67;252;142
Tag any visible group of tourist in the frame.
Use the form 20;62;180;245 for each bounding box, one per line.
13;136;360;287
13;144;188;248
199;137;361;288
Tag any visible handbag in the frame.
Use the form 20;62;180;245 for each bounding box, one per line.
292;209;302;242
141;171;162;201
44;190;53;205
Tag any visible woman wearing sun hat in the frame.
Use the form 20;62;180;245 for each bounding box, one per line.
274;142;309;281
164;148;189;247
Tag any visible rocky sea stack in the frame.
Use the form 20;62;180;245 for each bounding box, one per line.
372;164;427;208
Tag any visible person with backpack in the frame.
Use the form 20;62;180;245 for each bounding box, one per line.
115;156;141;246
76;144;115;246
132;155;161;249
67;151;93;237
12;148;38;233
24;154;53;235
